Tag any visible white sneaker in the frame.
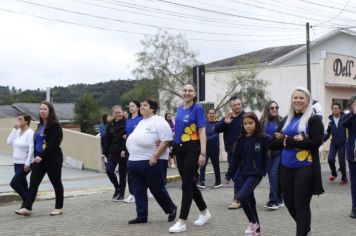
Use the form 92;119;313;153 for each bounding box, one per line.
193;209;211;226
244;222;259;234
169;221;186;233
123;194;135;203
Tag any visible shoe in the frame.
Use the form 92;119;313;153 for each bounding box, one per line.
112;188;120;199
264;201;279;210
171;164;177;169
197;182;205;189
128;218;147;224
278;201;285;207
194;209;211;226
350;209;356;218
15;208;32;216
169;221;186;233
228;200;241;210
244;222;259;234
340;179;348;185
50;208;63;216
124;194;135;203
329;175;336;182
168;208;177;222
307;227;313;235
212;183;223;189
113;195;124;202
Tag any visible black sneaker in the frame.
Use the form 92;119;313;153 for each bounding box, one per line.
168;207;177;222
264;201;279;210
197;182;205;189
128;218;147;224
212;183;223;189
113;194;124;202
350;209;356;219
112;189;120;199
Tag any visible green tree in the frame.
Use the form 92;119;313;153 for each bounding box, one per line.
132;30;198;111
121;78;159;106
74;94;102;134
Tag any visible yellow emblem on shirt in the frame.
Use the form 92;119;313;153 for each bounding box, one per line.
296;150;312;162
181;123;199;142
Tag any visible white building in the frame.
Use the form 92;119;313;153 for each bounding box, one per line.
204;29;356;123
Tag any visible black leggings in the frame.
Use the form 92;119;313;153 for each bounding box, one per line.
24;160;64;211
279;165;313;236
175;141;207;220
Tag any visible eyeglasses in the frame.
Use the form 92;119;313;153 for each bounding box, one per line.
270;106;279;110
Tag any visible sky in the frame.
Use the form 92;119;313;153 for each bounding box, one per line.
1;0;355;90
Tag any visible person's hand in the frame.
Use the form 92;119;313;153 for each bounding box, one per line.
274;132;284;139
123;134;127;140
224;178;230;184
149;156;158;166
120;151;125;158
24;165;31;173
293;134;304;141
33;156;42;164
224;111;233;124
101;154;107;163
198;154;206;168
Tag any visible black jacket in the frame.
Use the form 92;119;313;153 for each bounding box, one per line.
102;119;126;159
269;115;325;195
34;121;63;161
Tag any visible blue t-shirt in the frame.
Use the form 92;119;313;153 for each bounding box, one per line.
281;116;312;168
35;124;46;153
174;103;206;144
125;115;143;136
264;120;278;138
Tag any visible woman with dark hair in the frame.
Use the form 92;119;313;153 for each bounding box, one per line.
260;101;284;210
15;101;64;216
269;87;324;235
7;113;34;205
169;83;211;233
102;105;127;201
124;100;143;203
165;112;176;169
126;98;177;224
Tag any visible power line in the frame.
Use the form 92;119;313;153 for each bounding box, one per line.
314;0;353;26
14;0;305;37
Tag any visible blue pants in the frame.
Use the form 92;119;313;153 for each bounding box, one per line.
236;176;262;224
199;147;221;184
328;142;347;180
105;156;127;196
267;155;282;204
10;164;29;202
349;161;356;210
128;160;176;220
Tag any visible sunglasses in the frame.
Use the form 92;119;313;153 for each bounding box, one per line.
270;106;279;110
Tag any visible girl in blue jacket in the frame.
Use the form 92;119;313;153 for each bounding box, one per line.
225;112;269;236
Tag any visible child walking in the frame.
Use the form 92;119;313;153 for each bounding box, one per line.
225;112;269;236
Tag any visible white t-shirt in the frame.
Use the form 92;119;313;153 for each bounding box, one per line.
126;115;173;161
333;116;340;127
7;128;34;166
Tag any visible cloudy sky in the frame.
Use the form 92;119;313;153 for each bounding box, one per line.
1;0;355;90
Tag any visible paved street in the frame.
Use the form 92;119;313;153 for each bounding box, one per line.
0;163;355;236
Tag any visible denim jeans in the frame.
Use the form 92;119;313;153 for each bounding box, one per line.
328;142;346;180
128;160;176;220
267;155;282;204
10;164;29;202
105;156;127;196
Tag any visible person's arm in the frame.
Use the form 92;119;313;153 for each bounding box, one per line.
284;116;324;150
214;118;226;133
225;140;242;182
324;123;331;142
342;112;355;129
198;127;207;168
149;141;171;166
25;130;34;167
6;128;17;145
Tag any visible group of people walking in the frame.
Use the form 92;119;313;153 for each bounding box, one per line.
5;84;356;236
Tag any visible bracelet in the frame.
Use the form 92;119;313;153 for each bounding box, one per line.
200;153;206;157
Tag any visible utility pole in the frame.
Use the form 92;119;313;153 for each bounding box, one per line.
306;22;311;94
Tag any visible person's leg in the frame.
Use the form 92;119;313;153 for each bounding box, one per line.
209;147;221;185
126;153;134;195
198;153;209;184
279;165;296;221
268;155;281;205
162;159;168;185
118;156;127;197
237;176;261;224
10;164;28;202
349;161;356;212
328;142;338;178
294;166;313;236
128;160;148;221
105;159;120;190
147;160;176;214
23;163;47;210
338;143;347;182
46;160;64;210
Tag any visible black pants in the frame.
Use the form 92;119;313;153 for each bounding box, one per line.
199;146;221;184
175;141;207;220
105;155;127;196
279;165;313;236
24;159;64;210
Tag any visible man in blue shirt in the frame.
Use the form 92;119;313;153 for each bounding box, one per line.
215;96;245;209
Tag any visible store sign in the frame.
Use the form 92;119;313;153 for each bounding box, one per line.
325;53;356;86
